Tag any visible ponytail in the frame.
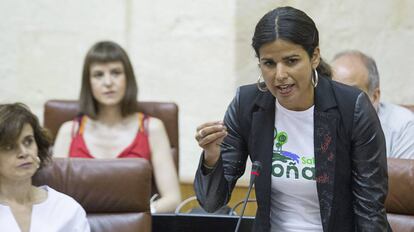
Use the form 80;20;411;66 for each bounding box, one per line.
316;57;332;78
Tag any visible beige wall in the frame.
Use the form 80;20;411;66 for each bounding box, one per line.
1;0;413;182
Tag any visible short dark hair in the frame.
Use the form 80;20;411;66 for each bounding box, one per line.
333;50;380;95
252;6;331;77
0;103;52;168
79;41;138;118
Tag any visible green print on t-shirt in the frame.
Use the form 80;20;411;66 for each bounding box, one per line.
272;128;315;180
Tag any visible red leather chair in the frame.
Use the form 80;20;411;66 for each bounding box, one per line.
385;158;414;232
32;158;152;232
43;100;179;170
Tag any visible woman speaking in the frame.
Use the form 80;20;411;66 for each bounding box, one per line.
194;6;389;232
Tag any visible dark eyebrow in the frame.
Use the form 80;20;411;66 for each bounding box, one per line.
23;134;34;141
260;54;300;62
282;55;300;61
259;57;274;62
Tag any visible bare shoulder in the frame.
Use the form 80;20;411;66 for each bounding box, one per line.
53;120;78;157
57;120;78;136
148;116;165;131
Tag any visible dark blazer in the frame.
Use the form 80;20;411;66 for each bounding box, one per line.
194;76;389;231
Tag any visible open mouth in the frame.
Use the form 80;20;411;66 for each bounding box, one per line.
276;84;294;95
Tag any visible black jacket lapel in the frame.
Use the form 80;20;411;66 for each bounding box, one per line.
250;91;275;231
314;77;338;232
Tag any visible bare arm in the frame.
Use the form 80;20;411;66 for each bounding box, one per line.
52;121;76;158
148;117;181;213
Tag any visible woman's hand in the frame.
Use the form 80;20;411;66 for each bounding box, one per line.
195;121;227;166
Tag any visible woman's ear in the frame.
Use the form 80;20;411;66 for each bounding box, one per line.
311;47;321;69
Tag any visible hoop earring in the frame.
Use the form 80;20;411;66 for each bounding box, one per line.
312;69;319;88
35;155;41;169
257;74;267;92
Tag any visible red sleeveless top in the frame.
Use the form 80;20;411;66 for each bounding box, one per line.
68;113;151;160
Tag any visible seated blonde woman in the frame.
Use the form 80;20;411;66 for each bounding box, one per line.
0;103;90;232
53;41;181;213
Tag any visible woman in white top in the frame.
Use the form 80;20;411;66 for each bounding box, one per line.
0;103;90;232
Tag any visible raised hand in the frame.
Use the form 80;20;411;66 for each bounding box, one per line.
195;121;227;166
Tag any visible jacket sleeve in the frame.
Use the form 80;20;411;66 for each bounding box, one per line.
194;88;249;213
351;92;389;231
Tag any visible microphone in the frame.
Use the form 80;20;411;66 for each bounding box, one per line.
234;161;262;232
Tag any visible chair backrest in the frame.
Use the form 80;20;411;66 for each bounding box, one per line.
385;158;414;232
43;100;179;170
32;158;152;232
400;104;414;113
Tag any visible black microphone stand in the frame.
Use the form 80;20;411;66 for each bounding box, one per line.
234;182;255;232
234;161;262;232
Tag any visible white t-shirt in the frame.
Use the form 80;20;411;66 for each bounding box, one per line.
0;186;90;232
270;100;323;232
377;102;414;159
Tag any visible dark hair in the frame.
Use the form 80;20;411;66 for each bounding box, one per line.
252;6;331;77
79;41;138;118
0;103;52;168
333;50;380;95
